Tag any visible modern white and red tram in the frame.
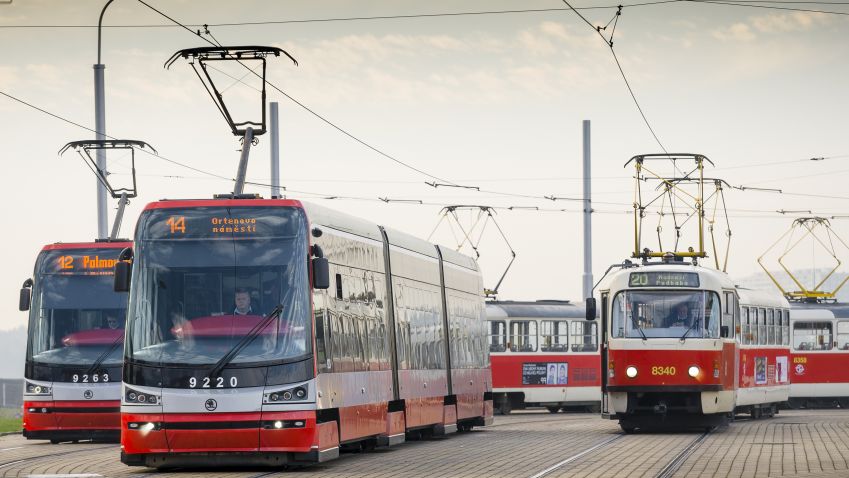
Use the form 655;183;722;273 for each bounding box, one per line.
787;304;849;408
115;197;492;468
19;241;130;443
595;260;791;432
486;300;600;414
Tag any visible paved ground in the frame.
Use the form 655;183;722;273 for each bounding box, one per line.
0;410;847;477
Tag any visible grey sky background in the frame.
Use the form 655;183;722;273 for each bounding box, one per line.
2;0;848;331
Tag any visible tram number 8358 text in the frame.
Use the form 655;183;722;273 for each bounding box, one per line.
72;373;109;383
651;366;676;376
189;376;238;388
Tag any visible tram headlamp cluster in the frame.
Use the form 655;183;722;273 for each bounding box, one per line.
626;366;638;378
25;381;52;395
125;387;160;405
27;407;51;414
264;385;309;403
688;366;701;378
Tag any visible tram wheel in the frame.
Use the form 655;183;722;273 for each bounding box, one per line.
547;406;561;414
498;400;512;416
49;439;60;444
620;424;636;434
752;407;762;419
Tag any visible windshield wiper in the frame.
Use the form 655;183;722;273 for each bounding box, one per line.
680;321;698;342
208;304;283;379
86;332;124;375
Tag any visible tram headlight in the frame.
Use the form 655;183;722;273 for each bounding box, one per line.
25;381;52;395
124;387;160;405
264;384;310;403
688;365;701;378
625;366;638;378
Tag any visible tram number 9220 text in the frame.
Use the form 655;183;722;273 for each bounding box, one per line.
188;376;238;388
651;366;677;376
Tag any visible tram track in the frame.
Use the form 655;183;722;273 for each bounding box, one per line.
526;434;624;478
0;443;115;472
653;432;709;478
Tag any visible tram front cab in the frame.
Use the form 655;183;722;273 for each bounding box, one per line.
597;265;737;431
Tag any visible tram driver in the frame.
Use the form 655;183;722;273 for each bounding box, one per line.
233;288;255;316
668;303;692;328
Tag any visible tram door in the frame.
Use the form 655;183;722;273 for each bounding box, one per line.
600;293;610;416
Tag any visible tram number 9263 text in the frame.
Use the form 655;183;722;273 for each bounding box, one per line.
188;376;238;388
72;373;109;383
651;366;676;376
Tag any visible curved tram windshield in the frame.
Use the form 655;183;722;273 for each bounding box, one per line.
612;290;720;339
28;248;126;370
127;207;310;368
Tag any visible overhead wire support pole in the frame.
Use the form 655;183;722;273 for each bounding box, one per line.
582;120;593;300
270;101;281;197
94;0;116;239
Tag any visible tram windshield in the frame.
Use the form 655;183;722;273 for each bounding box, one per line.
611;290;720;339
126;206;311;367
28;248;127;367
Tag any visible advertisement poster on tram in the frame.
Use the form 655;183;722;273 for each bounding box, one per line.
775;356;788;383
523;362;568;385
755;356;767;385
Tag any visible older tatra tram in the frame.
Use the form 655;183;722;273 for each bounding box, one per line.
592;154;790;432
19;241;130;443
115;198;492;468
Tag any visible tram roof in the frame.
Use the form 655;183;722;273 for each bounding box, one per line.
790;302;849;319
486;300;586;319
41;240;132;251
736;287;790;309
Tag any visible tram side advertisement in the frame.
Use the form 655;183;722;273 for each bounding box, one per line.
522;362;568;385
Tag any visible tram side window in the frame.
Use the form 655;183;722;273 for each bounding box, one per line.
540;320;568;352
723;291;736;339
767;309;776;345
782;310;790;346
510;320;538;352
571;321;598;352
793;321;833;351
837;322;849;350
489;320;507;352
758;309;767;345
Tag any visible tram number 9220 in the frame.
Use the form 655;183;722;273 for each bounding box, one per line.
188;376;239;389
72;373;109;383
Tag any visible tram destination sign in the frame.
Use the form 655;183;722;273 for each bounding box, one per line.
144;207;302;240
42;248;119;276
628;271;700;288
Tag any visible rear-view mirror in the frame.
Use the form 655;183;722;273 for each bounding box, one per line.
114;261;132;292
19;279;33;311
585;297;597;321
312;257;330;290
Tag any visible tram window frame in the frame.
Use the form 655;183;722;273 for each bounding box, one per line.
509;320;538;353
793;321;834;351
540;320;569;352
837;321;849;350
489;320;507;353
783;310;790;346
571;321;598;352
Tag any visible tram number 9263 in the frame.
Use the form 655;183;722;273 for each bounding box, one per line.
72;373;109;383
651;366;677;376
188;376;239;389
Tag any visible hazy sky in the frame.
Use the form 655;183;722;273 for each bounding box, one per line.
2;0;848;330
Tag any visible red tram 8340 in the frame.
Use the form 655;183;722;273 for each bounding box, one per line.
595;262;790;432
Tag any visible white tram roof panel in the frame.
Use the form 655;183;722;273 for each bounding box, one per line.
601;262;736;292
486;300;587;319
736;287;790;309
789;302;849;320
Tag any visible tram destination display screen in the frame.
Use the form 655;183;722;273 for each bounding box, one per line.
628;271;700;288
142;206;302;240
41;248;121;276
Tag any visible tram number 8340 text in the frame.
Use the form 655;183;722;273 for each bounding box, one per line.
189;376;238;388
651;366;677;376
